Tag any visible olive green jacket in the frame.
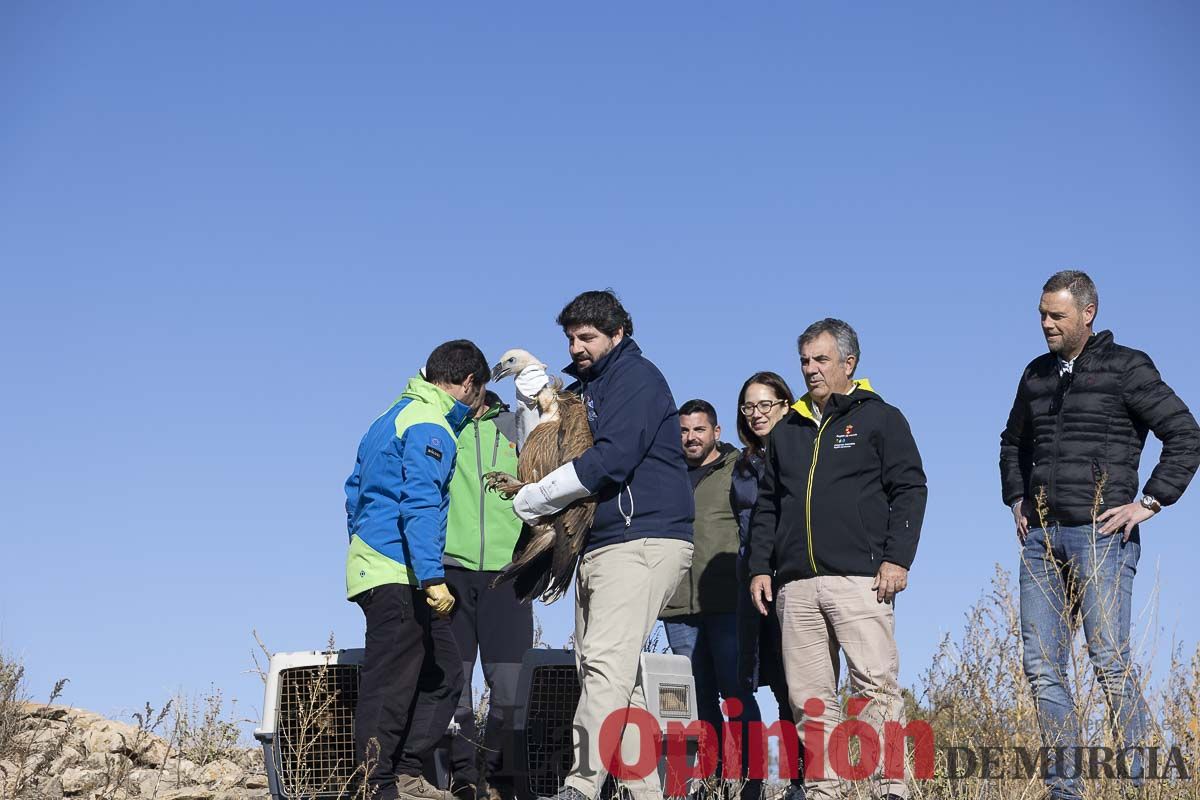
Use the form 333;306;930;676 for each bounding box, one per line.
661;443;741;617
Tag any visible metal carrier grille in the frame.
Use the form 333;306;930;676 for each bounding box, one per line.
276;663;360;798
524;664;580;800
657;684;690;718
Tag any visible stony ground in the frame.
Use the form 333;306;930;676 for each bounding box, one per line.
1;703;270;800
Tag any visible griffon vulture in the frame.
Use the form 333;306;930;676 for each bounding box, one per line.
484;349;596;603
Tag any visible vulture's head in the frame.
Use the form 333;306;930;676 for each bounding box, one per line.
491;349;546;382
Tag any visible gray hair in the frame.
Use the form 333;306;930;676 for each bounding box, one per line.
797;318;860;375
1043;269;1099;315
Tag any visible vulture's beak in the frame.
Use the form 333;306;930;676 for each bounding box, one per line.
491;362;512;382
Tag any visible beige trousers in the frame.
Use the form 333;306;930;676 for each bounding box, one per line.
777;576;908;800
564;537;693;800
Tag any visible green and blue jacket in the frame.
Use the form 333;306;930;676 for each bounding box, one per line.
344;374;472;598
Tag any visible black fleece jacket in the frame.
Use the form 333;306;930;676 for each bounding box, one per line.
748;386;927;582
1000;330;1200;527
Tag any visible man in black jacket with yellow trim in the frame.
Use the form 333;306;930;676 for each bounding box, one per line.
749;318;926;800
1000;270;1200;800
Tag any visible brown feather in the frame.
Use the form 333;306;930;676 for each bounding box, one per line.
492;388;596;603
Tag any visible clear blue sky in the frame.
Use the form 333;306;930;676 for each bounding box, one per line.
2;2;1197;729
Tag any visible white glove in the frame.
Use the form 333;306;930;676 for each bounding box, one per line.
513;463;591;522
514;363;550;409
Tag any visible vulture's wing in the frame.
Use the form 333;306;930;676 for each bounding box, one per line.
542;393;596;601
494;389;598;604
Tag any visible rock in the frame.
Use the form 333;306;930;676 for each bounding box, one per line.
128;735;171;768
83;751;133;782
10;728;56;752
50;746;85;773
162;756;201;784
242;772;269;790
38;775;66;800
17;752;48;777
129;769;156;798
224;791;272;800
59;766;101;794
95;789;133;800
159;788;217;800
197;759;244;788
20;703;72;721
82;720;140;755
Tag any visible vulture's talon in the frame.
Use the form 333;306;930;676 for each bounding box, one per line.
484;471;523;499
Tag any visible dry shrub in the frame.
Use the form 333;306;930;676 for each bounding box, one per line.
169;686;245;766
908;564;1199;800
0;650;73;799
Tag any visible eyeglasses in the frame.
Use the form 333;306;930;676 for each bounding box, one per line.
739;399;787;416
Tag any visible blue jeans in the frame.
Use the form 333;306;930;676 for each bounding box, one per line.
664;613;763;780
1019;523;1149;800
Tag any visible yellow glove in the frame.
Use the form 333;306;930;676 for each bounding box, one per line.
424;583;455;616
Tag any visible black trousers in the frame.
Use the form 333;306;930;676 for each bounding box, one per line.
445;568;533;787
355;584;463;797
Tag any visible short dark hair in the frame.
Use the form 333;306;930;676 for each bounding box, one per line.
679;399;718;427
425;339;489;386
1043;269;1099;315
556;289;634;337
798;318;860;376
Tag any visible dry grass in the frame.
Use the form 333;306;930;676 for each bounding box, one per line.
0;653;73;799
169;686;245;767
683;557;1199;800
902;564;1199;800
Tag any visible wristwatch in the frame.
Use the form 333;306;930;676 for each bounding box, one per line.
1140;494;1161;514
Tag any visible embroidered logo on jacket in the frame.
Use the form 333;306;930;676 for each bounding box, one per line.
833;426;858;450
425;445;443;461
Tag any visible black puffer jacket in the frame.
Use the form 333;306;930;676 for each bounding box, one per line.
999;330;1200;527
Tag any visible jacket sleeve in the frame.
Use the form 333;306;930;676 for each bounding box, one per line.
748;436;780;577
730;472;752;559
879;406;928;570
344;450;363;536
1122;351;1200;506
396;422;457;587
572;370;670;492
999;370;1034;508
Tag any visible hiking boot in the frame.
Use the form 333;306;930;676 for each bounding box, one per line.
451;782;478;800
396;774;454;800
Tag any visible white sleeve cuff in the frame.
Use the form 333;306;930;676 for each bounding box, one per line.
513;463;591;521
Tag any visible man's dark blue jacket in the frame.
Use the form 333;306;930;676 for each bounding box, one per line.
565;337;695;553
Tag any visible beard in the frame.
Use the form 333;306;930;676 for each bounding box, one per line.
1047;329;1086;357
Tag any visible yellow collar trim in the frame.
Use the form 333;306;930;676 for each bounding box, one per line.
792;377;875;420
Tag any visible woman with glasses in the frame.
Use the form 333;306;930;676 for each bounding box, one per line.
730;371;804;797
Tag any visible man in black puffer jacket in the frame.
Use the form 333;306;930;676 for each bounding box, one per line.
1000;270;1200;800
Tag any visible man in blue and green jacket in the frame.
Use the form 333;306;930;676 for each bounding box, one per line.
345;340;490;800
443;390;530;800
